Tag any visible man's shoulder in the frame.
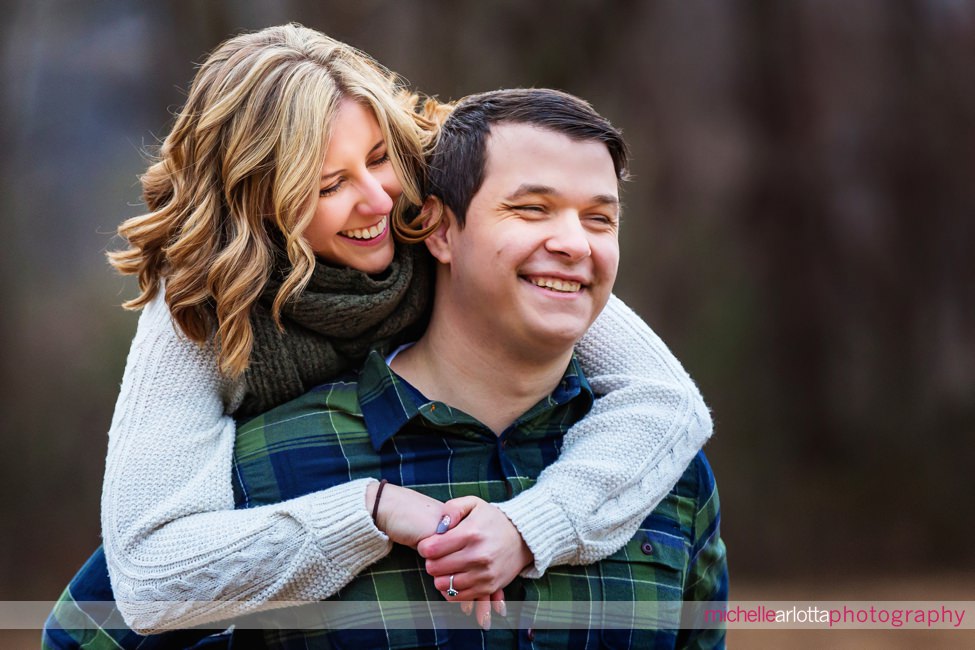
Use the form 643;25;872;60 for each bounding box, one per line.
643;452;719;546
672;451;718;502
305;370;364;410
672;451;720;550
237;370;365;437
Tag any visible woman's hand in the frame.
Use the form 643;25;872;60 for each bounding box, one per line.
367;482;444;548
417;496;533;629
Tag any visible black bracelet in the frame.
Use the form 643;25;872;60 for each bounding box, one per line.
371;479;388;524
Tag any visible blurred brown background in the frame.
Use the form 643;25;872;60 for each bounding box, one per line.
1;0;973;646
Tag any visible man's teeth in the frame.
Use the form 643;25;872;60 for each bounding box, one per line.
341;216;387;240
530;277;582;293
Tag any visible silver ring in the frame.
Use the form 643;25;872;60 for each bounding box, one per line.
446;574;459;597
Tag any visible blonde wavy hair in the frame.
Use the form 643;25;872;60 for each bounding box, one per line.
109;24;448;378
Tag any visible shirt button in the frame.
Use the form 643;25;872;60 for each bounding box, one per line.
526;627;535;641
641;542;653;555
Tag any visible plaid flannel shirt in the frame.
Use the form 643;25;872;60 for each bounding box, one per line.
228;350;727;649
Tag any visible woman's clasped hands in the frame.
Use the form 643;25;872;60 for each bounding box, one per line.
369;484;532;631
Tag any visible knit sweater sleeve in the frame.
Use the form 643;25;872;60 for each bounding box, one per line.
495;294;713;577
100;291;392;634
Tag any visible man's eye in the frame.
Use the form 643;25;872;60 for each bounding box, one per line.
586;212;619;226
512;205;545;212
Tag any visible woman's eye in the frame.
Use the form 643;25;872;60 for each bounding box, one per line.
319;180;344;197
369;152;390;167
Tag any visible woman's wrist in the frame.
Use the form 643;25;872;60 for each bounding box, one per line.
371;479;389;523
364;480;380;524
368;484;445;548
365;480;398;535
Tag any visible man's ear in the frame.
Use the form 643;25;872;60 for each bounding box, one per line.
422;196;455;264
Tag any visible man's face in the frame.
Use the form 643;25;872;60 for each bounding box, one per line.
438;122;620;359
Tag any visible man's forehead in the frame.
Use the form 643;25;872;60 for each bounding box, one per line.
484;122;560;158
481;122;618;196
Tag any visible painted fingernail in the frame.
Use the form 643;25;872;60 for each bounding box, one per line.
461;601;473;616
495;600;507;617
480;611;491;631
435;515;451;534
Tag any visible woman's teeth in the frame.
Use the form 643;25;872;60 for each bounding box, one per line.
341;216;387;240
530;277;582;293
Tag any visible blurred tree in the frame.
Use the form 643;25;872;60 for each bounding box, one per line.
2;0;973;599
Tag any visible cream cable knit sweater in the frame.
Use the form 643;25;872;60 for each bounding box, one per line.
102;291;712;633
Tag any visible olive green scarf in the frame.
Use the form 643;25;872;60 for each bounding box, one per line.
237;244;432;419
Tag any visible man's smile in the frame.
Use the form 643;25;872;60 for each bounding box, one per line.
523;275;584;293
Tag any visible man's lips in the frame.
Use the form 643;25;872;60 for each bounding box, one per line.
521;274;587;293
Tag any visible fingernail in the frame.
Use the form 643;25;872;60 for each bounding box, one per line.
461;601;473;616
495;600;507;617
480;611;491;631
435;515;451;534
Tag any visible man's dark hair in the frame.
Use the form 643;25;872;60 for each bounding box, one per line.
426;88;629;226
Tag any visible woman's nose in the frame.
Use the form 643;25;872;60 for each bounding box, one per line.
357;171;395;216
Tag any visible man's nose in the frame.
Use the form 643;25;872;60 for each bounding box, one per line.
545;213;592;261
356;172;394;216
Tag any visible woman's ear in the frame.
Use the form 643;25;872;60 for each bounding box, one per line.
422;196;454;264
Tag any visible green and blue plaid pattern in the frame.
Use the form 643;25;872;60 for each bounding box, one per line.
229;350;727;649
42;547;232;649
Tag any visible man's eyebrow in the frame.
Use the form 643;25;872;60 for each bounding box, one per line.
320;140;385;182
504;184;558;200
504;184;619;207
591;194;621;207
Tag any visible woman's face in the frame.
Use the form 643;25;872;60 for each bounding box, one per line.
303;99;402;273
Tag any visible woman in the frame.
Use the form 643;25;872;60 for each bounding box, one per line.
45;23;712;647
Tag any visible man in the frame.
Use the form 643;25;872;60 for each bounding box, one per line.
229;89;727;648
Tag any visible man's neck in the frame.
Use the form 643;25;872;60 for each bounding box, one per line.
389;317;573;436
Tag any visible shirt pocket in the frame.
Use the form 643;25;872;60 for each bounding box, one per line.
526;530;689;650
597;530;689;650
600;529;688;599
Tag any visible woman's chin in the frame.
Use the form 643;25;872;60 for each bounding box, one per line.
346;245;395;276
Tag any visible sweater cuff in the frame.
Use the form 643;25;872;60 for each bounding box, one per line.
303;479;392;574
495;486;577;578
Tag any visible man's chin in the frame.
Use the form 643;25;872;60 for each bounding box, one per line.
524;318;594;353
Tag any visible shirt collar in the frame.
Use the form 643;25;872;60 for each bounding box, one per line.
358;349;593;451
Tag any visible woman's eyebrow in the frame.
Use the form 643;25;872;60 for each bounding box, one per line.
320;140;386;181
